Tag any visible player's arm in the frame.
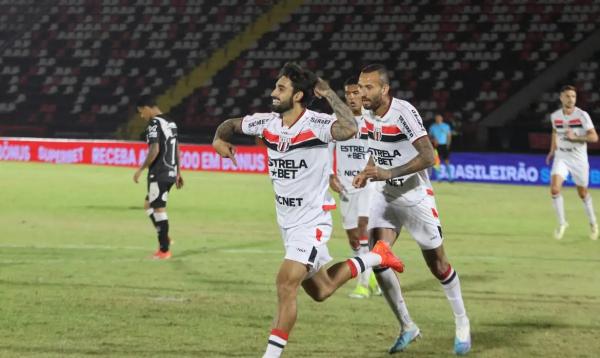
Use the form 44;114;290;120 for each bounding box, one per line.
546;130;557;165
565;128;599;143
212;117;244;166
314;78;357;140
328;142;344;193
357;136;435;182
133;142;159;183
175;142;184;189
446;128;452;148
352;155;376;188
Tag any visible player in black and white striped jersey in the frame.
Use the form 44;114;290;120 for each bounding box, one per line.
133;95;184;259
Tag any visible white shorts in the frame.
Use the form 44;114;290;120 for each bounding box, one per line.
368;187;443;250
339;185;374;230
551;156;589;187
280;214;333;280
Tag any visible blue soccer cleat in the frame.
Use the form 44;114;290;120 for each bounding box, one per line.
389;324;420;354
454;321;471;355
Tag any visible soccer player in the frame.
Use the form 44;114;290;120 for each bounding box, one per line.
429;114;453;182
545;85;598;240
353;64;471;355
329;76;381;299
133;95;184;260
212;62;405;358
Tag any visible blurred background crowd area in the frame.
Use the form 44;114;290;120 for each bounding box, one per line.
0;0;599;151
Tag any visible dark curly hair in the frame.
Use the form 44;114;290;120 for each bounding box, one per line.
278;62;318;106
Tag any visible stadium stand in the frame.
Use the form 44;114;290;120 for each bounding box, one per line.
1;0;599;148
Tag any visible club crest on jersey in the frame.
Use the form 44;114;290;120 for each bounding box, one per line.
374;126;382;141
277;136;291;152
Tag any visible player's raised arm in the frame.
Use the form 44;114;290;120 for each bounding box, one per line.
134;142;159;183
314;78;357;141
212;117;244;166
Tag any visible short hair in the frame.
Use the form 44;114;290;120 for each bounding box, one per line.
560;85;576;93
136;95;157;108
360;63;390;85
344;76;359;87
278;62;318;106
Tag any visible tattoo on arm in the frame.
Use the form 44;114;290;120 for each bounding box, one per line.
324;91;357;140
388;136;435;178
213;118;244;142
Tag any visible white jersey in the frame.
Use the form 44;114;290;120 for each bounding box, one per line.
330;115;370;194
363;97;431;199
241;109;337;230
550;107;594;162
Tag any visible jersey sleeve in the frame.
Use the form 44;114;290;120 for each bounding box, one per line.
241;113;272;136
309;112;337;143
147;118;159;144
397;103;428;143
582;111;594;131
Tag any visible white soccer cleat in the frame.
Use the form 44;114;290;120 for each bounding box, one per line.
554;222;569;240
590;223;599;241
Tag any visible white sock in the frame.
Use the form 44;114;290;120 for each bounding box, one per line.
375;268;413;328
552;194;566;225
440;266;468;326
263;329;287;358
582;194;597;225
357;238;371;287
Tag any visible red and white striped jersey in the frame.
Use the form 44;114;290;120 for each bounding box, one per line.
241;109;337;229
330;115;370;194
363;97;431;197
550;107;594;162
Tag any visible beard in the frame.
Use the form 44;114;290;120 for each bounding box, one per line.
362;95;382;111
271;97;293;113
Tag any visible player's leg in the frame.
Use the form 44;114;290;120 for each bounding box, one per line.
341;191;375;298
144;198;157;229
572;162;598;240
403;193;470;354
149;181;174;258
263;259;307;358
368;190;419;353
301;240;403;302
551;159;569;239
370;227;420;353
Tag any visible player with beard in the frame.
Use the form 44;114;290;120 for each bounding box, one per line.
353;64;471;355
212;62;405;358
329;76;382;298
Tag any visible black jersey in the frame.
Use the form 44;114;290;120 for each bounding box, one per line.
145;115;179;183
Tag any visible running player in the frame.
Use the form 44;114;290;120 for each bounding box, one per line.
546;85;598;240
212;62;404;358
133;95;184;260
329;76;381;298
353;64;471;355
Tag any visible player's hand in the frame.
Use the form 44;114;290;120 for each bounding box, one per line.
329;175;344;194
212;139;238;167
313;78;332;99
133;169;143;183
175;175;184;189
352;172;369;188
545;151;554;165
565;128;577;141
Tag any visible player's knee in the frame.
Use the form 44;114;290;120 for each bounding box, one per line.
577;188;588;199
428;260;450;280
307;288;332;302
276;280;299;300
550;187;561;196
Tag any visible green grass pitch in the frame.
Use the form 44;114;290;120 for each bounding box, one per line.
1;161;599;357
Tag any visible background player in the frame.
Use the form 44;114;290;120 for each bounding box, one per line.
546;85;598;240
212;62;404;358
428;114;453;182
133;95;184;259
353;64;471;355
329;76;381;298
